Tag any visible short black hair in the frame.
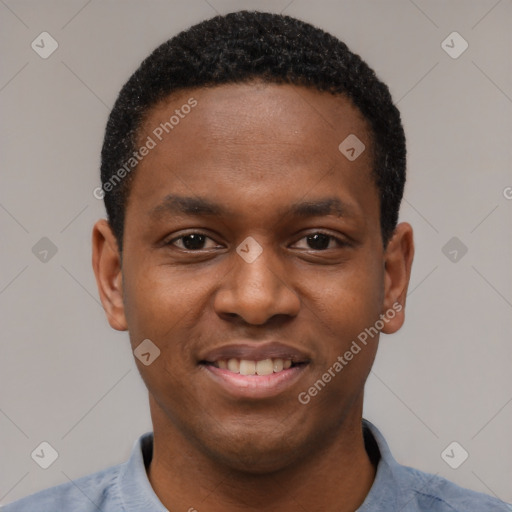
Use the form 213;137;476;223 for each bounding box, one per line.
100;10;406;253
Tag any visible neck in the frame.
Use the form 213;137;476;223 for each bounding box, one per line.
147;405;376;512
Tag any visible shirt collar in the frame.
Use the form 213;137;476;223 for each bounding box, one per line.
357;419;401;511
117;419;402;511
117;431;168;511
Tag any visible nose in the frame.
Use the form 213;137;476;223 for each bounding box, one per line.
213;243;301;325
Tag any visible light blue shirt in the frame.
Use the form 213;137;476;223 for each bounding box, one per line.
2;419;510;511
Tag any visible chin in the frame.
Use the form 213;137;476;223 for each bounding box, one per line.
199;424;307;475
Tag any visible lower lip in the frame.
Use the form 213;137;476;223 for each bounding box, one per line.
201;364;308;399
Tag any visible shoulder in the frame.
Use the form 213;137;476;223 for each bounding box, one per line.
361;419;511;512
398;464;512;511
1;463;124;512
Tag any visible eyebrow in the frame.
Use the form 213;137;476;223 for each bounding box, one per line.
149;194;353;220
289;197;348;218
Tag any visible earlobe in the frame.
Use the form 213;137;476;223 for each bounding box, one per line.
91;219;128;331
380;222;414;335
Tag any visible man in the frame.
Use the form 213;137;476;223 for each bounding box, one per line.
3;10;509;512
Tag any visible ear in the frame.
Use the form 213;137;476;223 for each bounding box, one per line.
91;219;127;331
380;222;414;334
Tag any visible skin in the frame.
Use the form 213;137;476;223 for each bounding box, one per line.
92;81;414;512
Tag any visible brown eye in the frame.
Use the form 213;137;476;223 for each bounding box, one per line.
169;233;219;251
293;232;346;251
305;233;331;250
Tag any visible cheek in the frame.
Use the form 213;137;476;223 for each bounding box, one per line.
300;266;383;406
308;257;384;338
122;263;207;348
121;266;206;405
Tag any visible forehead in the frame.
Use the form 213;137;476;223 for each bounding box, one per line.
128;82;377;228
141;81;372;151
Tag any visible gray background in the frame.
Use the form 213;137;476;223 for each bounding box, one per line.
1;0;511;506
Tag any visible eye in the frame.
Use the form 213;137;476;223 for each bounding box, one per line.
292;232;347;251
167;232;221;251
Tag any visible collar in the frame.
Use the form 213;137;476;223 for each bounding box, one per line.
358;419;401;510
117;431;168;511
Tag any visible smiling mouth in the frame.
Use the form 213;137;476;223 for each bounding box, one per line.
201;358;307;376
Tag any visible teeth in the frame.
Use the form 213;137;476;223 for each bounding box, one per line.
227;358;240;373
214;358;295;375
273;358;284;372
239;360;256;375
255;359;274;376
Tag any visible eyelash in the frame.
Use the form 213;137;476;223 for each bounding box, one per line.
166;231;349;251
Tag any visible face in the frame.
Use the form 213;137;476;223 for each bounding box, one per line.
93;82;413;473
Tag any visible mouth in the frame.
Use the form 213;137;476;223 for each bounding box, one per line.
198;342;311;399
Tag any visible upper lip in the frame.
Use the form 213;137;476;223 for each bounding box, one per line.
199;341;311;364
